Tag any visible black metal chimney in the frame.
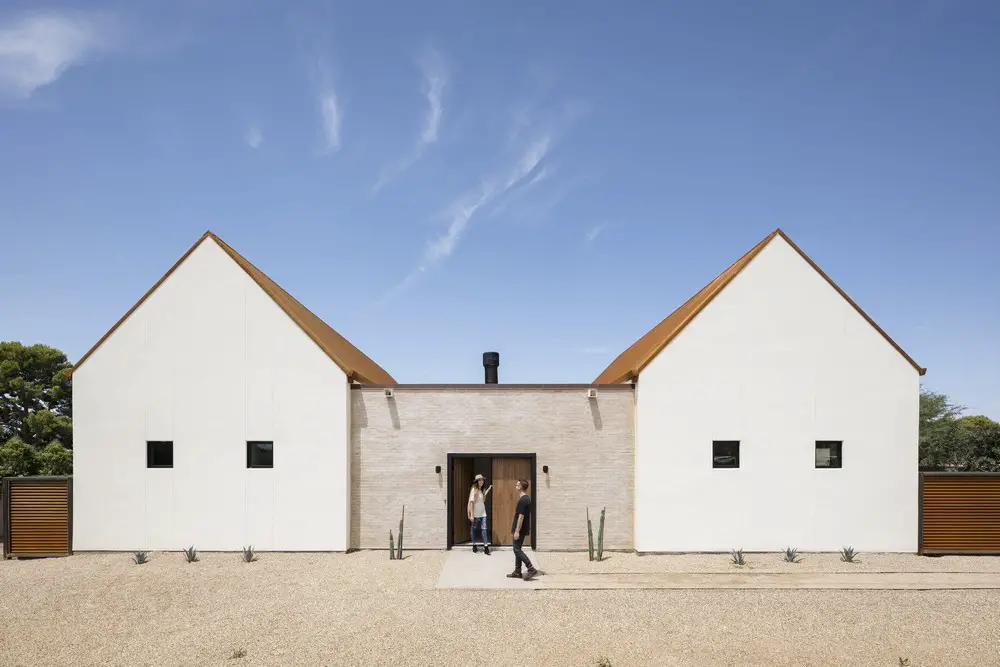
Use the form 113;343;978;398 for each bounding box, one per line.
483;352;499;384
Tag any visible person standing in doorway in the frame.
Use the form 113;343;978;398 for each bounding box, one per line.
468;474;492;555
507;478;538;581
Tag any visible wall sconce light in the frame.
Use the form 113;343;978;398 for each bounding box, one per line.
435;465;441;473
542;465;549;474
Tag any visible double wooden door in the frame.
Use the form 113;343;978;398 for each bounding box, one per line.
448;454;533;548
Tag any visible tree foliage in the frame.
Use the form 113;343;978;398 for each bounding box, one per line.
0;437;37;477
919;388;1000;471
35;441;74;476
0;342;73;448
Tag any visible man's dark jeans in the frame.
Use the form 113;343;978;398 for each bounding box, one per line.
512;534;533;572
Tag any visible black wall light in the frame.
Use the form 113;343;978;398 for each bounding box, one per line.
542;465;549;473
435;465;441;473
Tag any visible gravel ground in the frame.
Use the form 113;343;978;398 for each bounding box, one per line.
2;550;999;667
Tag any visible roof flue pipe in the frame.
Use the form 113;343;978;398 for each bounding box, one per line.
483;352;499;384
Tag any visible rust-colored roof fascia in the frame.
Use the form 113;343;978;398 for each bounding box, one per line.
594;228;925;383
71;231;215;376
207;233;396;384
72;232;396;384
593;230;777;383
774;229;925;376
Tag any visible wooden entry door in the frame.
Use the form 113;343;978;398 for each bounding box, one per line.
491;457;532;546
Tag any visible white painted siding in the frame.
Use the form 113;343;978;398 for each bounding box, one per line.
73;238;350;551
635;236;920;553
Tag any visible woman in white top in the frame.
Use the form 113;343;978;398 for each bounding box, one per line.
468;474;493;554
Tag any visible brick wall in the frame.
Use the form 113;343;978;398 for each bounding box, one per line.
350;386;635;550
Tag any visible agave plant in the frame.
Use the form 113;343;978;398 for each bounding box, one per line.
840;546;860;563
241;545;257;563
783;547;800;563
183;545;199;563
730;548;746;566
132;550;149;565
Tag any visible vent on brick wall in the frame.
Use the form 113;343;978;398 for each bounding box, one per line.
483;352;499;384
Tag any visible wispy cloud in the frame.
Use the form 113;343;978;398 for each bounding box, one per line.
373;48;448;193
319;87;341;151
585;224;605;243
0;10;117;101
376;135;551;304
245;122;263;149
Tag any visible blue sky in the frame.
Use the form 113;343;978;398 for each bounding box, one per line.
1;1;998;417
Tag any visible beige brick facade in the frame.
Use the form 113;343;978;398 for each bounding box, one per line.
350;386;635;551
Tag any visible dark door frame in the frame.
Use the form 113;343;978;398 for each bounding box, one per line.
446;453;536;550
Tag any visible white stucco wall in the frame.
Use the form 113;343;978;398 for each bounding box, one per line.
635;236;920;553
73;238;351;551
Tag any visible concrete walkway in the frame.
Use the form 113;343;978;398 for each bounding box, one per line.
437;551;1000;590
436;547;545;589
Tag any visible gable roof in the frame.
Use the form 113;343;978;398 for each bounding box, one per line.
593;229;925;383
72;231;396;384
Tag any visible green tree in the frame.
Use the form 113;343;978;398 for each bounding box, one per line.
919;388;964;470
35;441;73;476
0;437;37;477
956;415;1000;472
0;342;73;448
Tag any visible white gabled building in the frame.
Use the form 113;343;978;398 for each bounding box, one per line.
71;232;394;552
594;229;925;553
72;228;923;554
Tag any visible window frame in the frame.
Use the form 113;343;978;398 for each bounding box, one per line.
146;441;174;469
815;440;843;469
712;440;740;469
246;441;274;469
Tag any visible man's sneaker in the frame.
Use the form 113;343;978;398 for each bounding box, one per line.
506;570;522;579
472;544;478;553
484;545;491;556
522;568;538;581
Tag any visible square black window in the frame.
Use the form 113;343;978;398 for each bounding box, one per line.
712;441;740;468
147;441;173;468
815;441;843;468
247;441;274;468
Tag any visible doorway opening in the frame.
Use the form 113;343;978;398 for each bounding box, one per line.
447;453;536;550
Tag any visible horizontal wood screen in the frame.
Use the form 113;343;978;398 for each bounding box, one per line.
921;474;1000;555
4;478;72;558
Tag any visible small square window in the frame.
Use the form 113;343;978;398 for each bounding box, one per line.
815;441;843;468
147;441;173;468
247;441;274;468
713;441;740;468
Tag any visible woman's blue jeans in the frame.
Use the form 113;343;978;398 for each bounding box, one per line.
470;516;488;546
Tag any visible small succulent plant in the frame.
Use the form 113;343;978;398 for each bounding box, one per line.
132;550;149;565
229;647;247;660
783;547;800;563
730;548;746;566
183;545;199;563
241;545;257;563
840;546;860;563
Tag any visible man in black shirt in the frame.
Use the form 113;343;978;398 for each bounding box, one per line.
506;478;538;581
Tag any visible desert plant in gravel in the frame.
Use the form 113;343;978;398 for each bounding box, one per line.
396;506;405;560
229;646;247;660
389;530;395;560
586;507;595;561
241;545;257;563
840;546;860;563
783;547;800;563
730;548;746;566
183;546;199;563
597;507;606;562
132;550;149;565
596;657;613;667
898;659;910;666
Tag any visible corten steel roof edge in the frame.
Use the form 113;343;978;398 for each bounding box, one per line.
71;232;396;385
594;228;925;383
